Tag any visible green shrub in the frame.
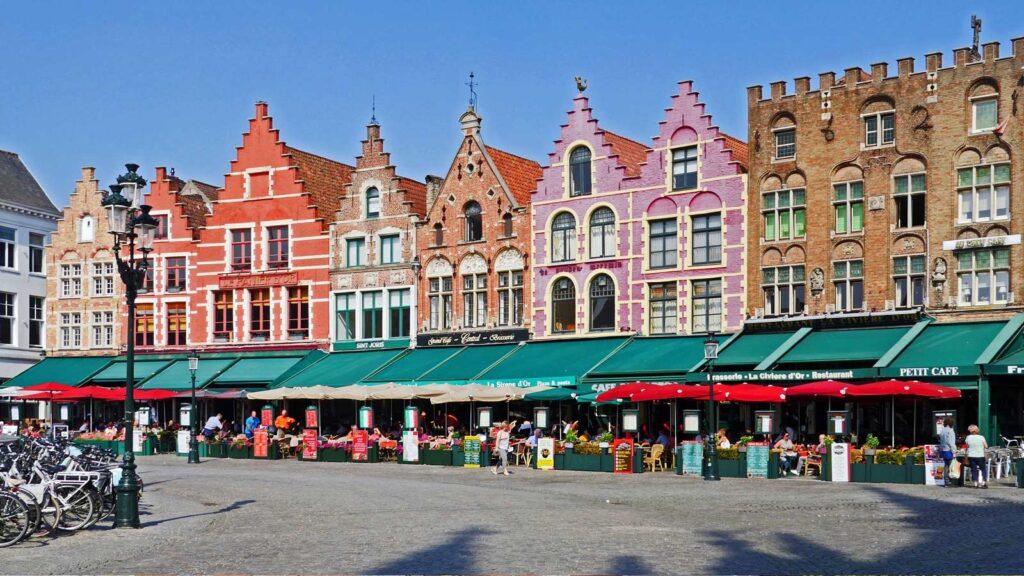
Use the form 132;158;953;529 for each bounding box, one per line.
573;442;601;455
718;447;739;460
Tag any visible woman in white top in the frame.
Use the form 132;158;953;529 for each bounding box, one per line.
965;424;988;489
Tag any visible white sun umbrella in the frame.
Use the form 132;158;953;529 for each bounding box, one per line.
0;388;30;398
429;384;551;404
247;388;292;401
366;383;448;400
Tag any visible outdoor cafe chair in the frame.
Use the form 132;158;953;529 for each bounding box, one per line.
644;444;665;472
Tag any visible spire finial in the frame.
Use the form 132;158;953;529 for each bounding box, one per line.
575;76;588;94
371;94;378;125
466;72;478;108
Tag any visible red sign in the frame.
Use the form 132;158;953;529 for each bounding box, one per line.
302;429;318;460
260;407;274;427
254;428;268;458
613;438;634;474
352;429;369;461
219;271;298;289
305;408;318;429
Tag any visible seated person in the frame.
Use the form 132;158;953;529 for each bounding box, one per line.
716;428;731;449
655;429;672;451
774;432;799;475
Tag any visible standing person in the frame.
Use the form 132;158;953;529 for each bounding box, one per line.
965;424;989;489
938;417;957;487
202;413;223;438
274;409;296;437
492;421;514;476
244;410;260;440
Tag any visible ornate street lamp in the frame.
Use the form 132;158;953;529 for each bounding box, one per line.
702;332;720;481
187;350;200;464
101;163;156;528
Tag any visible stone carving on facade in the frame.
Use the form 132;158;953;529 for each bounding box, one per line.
425;258;453;277
862;155;893;176
809;267;825;298
932;257;947;294
389;270;405;284
868;196;886;211
337;275;352;288
458;253;487;275
494;248;524;272
363;272;379;286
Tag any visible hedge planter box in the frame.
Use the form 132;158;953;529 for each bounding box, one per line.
452;446;464;467
851;455;923;484
423;449;453;466
718;458;742;478
203;443;228;458
321;448;350;463
227;445;252;459
562;447;603;472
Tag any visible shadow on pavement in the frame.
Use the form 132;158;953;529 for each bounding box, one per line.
701;487;1024;575
141;498;256;528
369;527;493;574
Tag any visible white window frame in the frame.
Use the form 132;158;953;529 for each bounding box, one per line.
428;276;453;331
893;173;926;229
0;226;15;270
461;273;487;329
957;163;1011;224
380;234;401;265
91;310;114;348
762;265;806;317
833;181;865;235
893;255;926;309
497;270;524;327
762;188;806;242
60;312;82;349
346;237;366;267
957;248;1010;306
833;260;865;312
61;264;82;298
0;292;14;346
862;110;895;148
773;128;796;161
971;96;999;134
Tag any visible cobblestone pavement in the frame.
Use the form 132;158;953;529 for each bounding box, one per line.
4;455;1023;575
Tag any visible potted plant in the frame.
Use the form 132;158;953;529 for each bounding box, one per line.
736;435;754;453
863;434;880;457
228;436;251;459
564;429;579;449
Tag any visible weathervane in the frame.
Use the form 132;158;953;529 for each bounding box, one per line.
371;94;377;125
575;76;588;94
466;72;478;108
970;15;982;62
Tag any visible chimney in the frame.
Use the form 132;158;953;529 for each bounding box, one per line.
925;52;943;72
982;42;1000;62
770;81;786;100
870;62;888;81
954;47;971;67
746;85;763;106
794;77;811;95
819;72;836;92
425;175;444;207
897;57;915;77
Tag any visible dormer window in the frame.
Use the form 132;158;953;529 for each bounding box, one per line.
569;146;592;196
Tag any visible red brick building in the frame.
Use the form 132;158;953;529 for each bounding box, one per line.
191;102;352;349
415;106;541;344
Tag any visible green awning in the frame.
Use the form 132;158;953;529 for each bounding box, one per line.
2;356;115;388
587;335;721;379
524;387;576;401
478;337;629;382
418;345;518;382
139;359;238;390
212;357;305;386
363;347;461;383
278;349;403;388
89;359;174;384
890;321;1005;369
575;391;600;403
714;332;796;367
778;327;909;364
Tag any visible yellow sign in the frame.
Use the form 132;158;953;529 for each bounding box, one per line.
537;437;555;470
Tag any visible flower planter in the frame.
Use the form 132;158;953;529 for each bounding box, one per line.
718;458;742;478
321;448;350;463
228;445;251;459
423;449;453;466
206;443;228;458
563;447;603;472
452;446;465;467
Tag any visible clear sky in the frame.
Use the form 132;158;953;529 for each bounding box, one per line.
3;1;1022;207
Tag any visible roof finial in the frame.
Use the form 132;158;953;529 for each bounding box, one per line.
370;94;378;125
575;76;588;94
970;14;983;62
466;72;478;109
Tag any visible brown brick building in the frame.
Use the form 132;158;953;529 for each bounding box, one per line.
746;36;1024;322
415;106;541;344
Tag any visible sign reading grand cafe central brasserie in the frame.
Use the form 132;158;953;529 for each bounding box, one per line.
416;328;529;347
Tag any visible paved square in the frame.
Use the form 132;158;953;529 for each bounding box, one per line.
4;455;1022;575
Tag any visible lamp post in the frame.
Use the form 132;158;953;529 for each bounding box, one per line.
702;332;720;481
187;350;200;464
102;163;157;528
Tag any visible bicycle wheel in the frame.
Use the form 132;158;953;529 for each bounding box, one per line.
0;493;30;547
14;492;41;536
80;486;104;529
95;489;115;523
35;492;60;537
53;485;94;532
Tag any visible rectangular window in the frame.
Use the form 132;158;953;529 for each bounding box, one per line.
893;255;926;309
267;226;289;269
154;215;169;240
166;257;187;292
29;296;43;347
834;181;865;234
691;213;722;265
288;286;310;339
762;265;805;316
648;282;678;335
498;271;524;326
958;163;1010;223
230;229;252;272
361;291;383;339
649;219;677;269
91;262;115;296
389;289;411;338
774;129;795;160
429;277;453;331
462;274;487;328
61;264;82;297
346;238;366;267
692;279;722;333
380;235;400;265
90;311;113;348
973;98;998;133
0;292;13;345
167;302;187;346
762;189;806;241
335;293;356;340
213;291;234;341
671;145;698;190
833;260;864;312
864;111;895;147
0;226;15;269
957;248;1010;306
249;288;271;341
894;173;926;228
135;303;155;347
60;312;81;349
28;233;44;274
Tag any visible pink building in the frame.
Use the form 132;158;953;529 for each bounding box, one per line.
531;81;748;338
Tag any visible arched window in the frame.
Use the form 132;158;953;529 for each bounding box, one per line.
552;278;576;333
589;208;615;259
366;187;380;218
551;212;576;263
589;274;615;332
502;212;514;237
433;223;444;246
569;146;592;196
464;201;482;242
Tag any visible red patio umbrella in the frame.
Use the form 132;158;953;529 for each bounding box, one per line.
722;383;787;403
631;384;729;402
134;389;178;401
785;380;850;398
846;380;961;447
595;381;670;403
20;383;77;436
51;386;121;401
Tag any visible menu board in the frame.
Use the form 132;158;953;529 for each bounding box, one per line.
176;430;191;454
253;428;269;458
302;429;318;460
402;431;419;463
352;429;369;461
132;428;144;452
305;408;318;429
613;438;633;474
463;435;481;468
746;442;769;478
830;443;850;483
924;444;944;486
260;406;274;427
680;441;703;476
537;438;555;470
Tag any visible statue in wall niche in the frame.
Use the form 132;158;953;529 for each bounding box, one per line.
809;267;825;298
932;257;947;293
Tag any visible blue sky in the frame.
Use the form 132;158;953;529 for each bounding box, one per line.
3;1;1022;207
